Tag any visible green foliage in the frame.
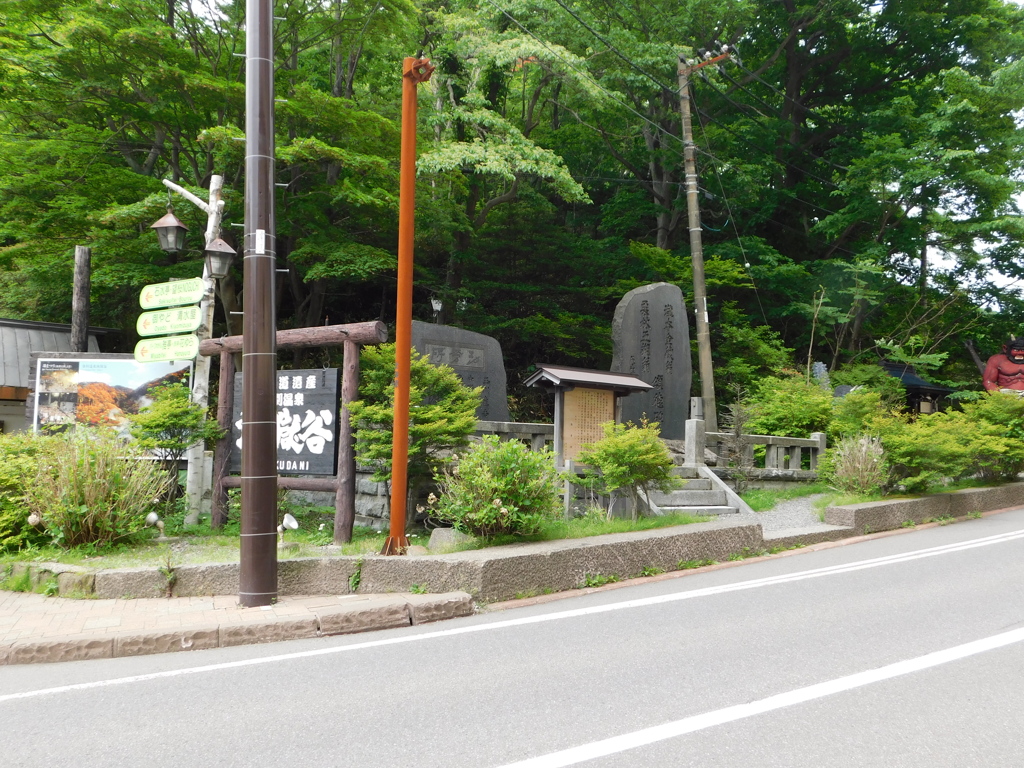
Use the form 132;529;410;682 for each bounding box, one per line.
746;375;834;438
429;435;561;537
830;364;906;406
128;382;224;508
580;573;620;588
830;390;890;440
24;428;168;549
577;420;676;519
348;344;481;483
0;433;52;552
128;383;224;462
714;304;794;392
868;393;1024;493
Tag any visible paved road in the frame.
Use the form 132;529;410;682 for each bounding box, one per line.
4;509;1024;767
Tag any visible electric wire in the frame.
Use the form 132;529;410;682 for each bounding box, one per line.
692;87;769;325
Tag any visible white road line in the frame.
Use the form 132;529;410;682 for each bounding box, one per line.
3;526;1023;704
495;626;1024;767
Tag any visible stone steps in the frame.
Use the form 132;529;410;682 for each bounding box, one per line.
650;489;727;507
657;505;738;517
675;478;713;491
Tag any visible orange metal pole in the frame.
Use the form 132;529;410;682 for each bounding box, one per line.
382;57;434;556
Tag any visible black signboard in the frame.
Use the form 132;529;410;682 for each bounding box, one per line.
230;368;339;475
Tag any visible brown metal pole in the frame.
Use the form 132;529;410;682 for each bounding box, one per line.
239;0;278;605
382;57;433;556
334;338;359;544
211;350;235;528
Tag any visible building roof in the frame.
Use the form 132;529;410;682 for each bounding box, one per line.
0;319;111;390
881;361;953;394
524;364;653;395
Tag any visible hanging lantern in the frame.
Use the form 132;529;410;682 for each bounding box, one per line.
204;236;236;279
150;208;189;253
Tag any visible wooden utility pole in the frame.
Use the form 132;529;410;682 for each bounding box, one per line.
678;52;729;432
71;246;91;353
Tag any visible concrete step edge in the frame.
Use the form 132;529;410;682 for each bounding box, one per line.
0;592;474;667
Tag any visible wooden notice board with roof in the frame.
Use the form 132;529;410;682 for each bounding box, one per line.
524;364;653;467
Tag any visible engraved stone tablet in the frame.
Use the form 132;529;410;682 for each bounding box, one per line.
610;283;691;439
411;320;509;421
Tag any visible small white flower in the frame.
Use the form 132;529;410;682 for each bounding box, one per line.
318;523;325;531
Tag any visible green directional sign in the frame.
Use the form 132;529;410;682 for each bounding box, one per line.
137;306;202;337
139;277;205;310
134;334;200;363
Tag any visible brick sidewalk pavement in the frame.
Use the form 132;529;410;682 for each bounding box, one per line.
0;589;473;666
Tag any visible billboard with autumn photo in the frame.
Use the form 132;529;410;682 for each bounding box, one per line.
33;357;191;432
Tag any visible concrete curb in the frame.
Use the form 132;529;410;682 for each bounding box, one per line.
825;484;1024;534
485;502;1024;613
0;592;473;666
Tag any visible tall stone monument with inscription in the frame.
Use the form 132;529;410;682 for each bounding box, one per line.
610;283;691;439
411;320;509;421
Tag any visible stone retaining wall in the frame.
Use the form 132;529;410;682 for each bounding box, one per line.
8;517;763;603
824;483;1024;535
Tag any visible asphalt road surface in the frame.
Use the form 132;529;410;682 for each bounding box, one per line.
5;509;1024;767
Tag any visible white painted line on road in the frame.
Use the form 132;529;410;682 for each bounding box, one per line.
4;526;1024;704
494;625;1024;767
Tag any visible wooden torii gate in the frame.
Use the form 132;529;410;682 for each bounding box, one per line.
201;320;388;543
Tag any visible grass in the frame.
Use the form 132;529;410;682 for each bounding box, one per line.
0;523;389;571
1;504;711;571
452;511;713;551
739;482;830;512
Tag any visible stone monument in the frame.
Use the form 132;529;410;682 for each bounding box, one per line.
610;282;691;439
411;320;509;421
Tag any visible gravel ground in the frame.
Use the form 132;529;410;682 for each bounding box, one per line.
756;493;830;532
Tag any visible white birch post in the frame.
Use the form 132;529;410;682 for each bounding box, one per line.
163;175;225;526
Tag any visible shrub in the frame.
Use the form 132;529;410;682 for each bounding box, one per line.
746;374;833;437
0;433;53;552
818;435;888;494
24;428;169;548
348;343;481;485
128;382;224;508
956;392;1024;481
830;389;889;440
577;420;676;519
428;436;561;537
855;392;1024;494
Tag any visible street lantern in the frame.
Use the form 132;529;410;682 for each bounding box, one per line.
150;208;189;253
204;236;236;279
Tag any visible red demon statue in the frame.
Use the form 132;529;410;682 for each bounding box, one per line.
983;338;1024;391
